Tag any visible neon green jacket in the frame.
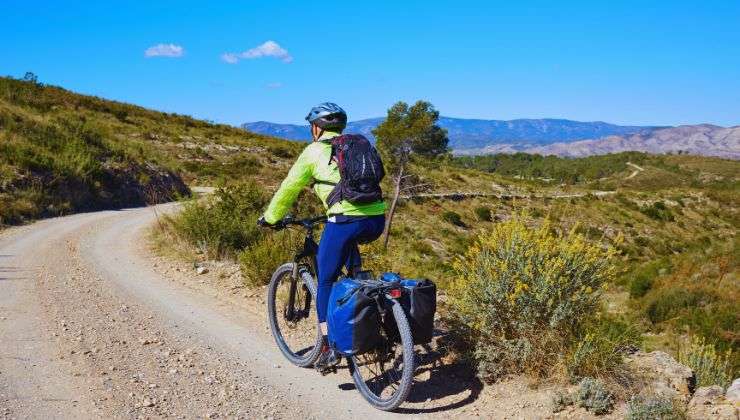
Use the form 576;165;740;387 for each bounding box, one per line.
262;131;387;224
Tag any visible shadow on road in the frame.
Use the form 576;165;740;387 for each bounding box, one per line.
396;343;483;414
337;335;483;414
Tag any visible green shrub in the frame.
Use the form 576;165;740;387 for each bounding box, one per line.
629;274;653;298
239;230;300;286
529;207;544;218
232;188;321;286
576;377;614;415
449;218;617;381
567;315;642;380
410;240;435;256
113;108;129;123
634;236;650;247
551;391;573;413
575;224;604;240
645;287;714;324
625;395;685;420
169;183;267;258
474;206;492;222
678;337;733;388
268;145;297;158
441;210;465;227
640;201;674;222
626;259;671;296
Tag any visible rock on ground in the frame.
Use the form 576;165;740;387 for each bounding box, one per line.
687;386;739;420
625;351;696;403
726;378;740;404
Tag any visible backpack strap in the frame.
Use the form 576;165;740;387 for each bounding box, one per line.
313;135;345;187
329;135;348;168
314;136;343;188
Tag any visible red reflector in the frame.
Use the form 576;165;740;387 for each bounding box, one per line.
389;289;402;299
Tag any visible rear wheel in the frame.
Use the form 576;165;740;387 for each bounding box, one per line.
267;263;322;367
349;300;415;411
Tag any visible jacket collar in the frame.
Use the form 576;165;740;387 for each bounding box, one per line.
318;130;341;142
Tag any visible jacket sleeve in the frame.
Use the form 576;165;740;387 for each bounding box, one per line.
262;145;315;224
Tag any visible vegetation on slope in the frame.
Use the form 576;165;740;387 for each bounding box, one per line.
454;151;651;184
0;75;301;226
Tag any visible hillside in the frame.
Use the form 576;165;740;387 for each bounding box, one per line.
526;124;740;159
242;117;657;149
0;76;301;226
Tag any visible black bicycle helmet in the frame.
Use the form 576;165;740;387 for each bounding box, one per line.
305;102;347;131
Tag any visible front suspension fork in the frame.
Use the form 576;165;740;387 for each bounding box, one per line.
284;264;312;322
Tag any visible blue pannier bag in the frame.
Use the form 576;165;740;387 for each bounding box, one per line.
327;277;384;356
380;273;437;344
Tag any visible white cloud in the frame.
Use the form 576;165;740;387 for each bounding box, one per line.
145;43;184;58
221;41;293;64
266;82;283;89
220;53;239;64
243;41;292;62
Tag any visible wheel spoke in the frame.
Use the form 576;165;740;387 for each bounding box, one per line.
349;301;415;410
353;342;406;400
268;265;321;367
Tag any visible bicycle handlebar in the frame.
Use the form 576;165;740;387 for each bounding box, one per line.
264;215;327;231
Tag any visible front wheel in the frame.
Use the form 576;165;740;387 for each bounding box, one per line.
267;263;322;367
349;300;415;411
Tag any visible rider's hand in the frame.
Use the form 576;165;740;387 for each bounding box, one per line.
258;216;284;230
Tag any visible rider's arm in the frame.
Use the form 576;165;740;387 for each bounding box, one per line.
262;145;316;224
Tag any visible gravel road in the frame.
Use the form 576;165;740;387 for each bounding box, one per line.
0;205;494;419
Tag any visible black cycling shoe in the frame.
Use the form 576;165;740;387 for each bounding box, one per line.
314;344;341;375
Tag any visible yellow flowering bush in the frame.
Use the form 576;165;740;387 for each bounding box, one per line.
449;218;617;382
678;336;734;388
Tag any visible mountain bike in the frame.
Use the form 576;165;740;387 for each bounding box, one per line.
264;215;415;411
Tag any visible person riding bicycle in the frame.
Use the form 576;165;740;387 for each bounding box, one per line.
258;102;386;373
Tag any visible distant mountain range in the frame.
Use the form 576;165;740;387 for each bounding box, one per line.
242;117;739;159
524;124;740;159
242;117;659;148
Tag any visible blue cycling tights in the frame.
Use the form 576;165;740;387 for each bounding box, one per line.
315;215;385;323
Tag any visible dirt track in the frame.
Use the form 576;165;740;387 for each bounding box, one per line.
0;204;607;419
0;205;483;419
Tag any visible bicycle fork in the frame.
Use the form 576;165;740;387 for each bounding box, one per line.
284;265;312;323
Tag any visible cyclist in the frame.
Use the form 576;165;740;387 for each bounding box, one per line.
258;102;386;373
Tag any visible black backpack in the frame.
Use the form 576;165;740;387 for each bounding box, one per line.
318;134;385;208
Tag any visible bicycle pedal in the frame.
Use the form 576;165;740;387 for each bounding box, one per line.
317;365;337;376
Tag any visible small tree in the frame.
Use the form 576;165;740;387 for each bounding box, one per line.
373;100;448;248
23;72;39;85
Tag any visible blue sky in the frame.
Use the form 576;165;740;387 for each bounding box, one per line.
2;1;739;126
